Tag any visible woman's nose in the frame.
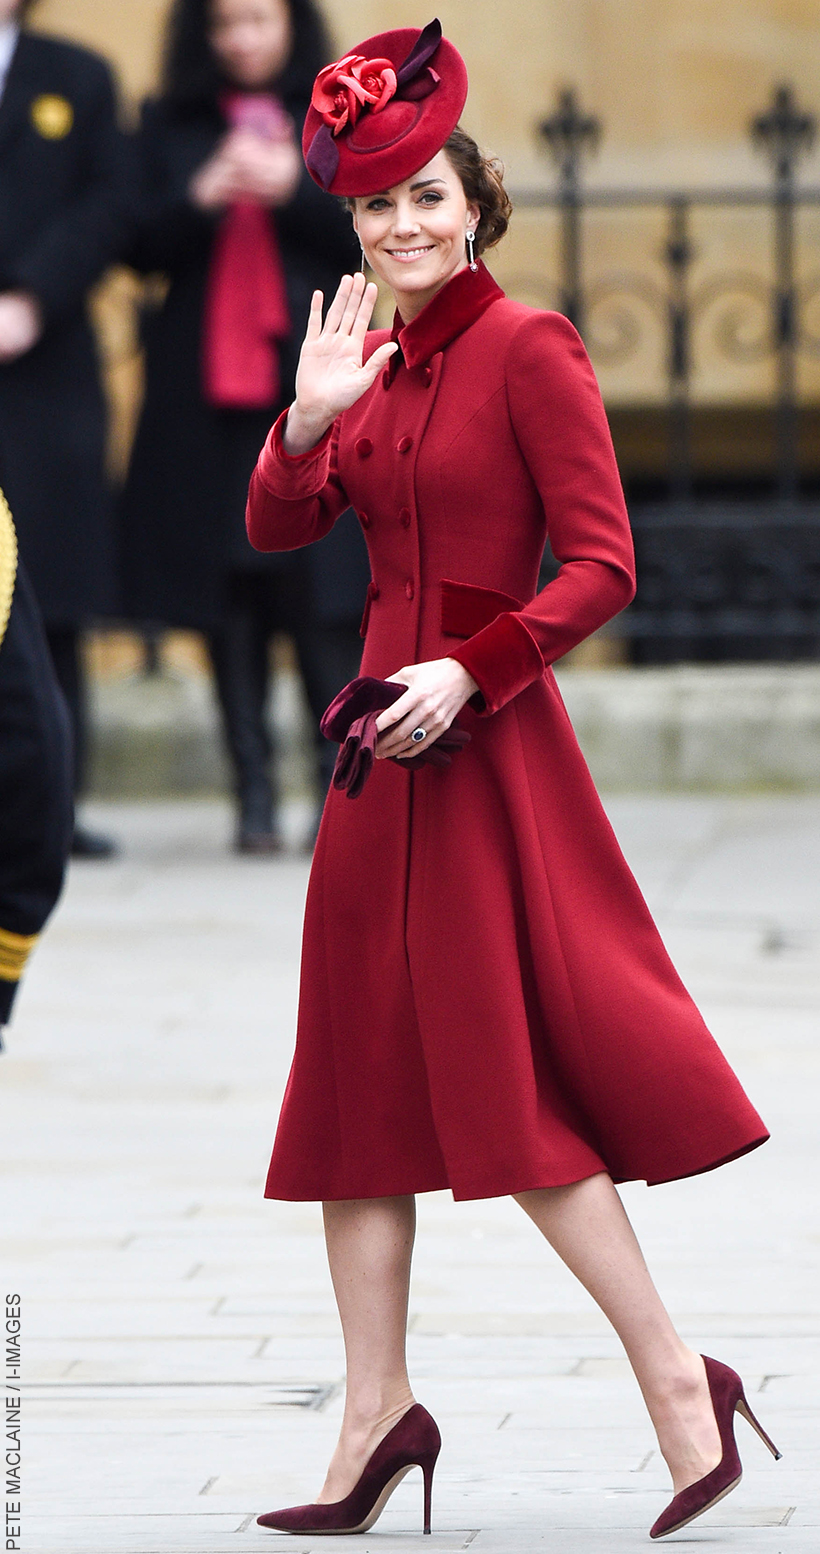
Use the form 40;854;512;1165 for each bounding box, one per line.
391;203;421;235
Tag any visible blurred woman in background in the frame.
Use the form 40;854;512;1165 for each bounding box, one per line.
122;0;363;851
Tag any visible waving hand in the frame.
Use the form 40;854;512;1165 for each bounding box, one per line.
284;273;398;455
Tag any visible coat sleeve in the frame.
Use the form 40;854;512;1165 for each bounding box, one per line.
246;408;351;551
5;55;132;325
448;310;636;715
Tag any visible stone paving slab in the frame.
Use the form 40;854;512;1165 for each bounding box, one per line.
1;796;818;1552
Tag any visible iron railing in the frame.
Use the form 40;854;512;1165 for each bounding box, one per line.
520;85;820;658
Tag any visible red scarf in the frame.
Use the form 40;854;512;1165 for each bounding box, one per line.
203;93;292;409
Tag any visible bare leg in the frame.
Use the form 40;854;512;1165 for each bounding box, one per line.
515;1174;722;1494
316;1196;417;1503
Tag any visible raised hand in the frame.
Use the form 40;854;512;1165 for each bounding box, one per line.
283;273;398;455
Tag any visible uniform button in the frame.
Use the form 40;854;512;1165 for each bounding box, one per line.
399;507;411;528
422;366;433;387
355;437;373;458
397;435;413;453
359;511;371;530
405;579;415;600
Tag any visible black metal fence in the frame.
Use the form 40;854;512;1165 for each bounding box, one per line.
521;85;820;659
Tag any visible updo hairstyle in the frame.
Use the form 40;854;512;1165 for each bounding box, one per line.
442;126;512;254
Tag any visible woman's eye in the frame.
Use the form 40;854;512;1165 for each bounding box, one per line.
418;193;443;205
366;199;389;212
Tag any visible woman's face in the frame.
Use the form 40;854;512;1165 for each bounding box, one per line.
353;150;480;321
207;0;292;90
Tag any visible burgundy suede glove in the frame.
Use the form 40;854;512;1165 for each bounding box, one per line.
320;676;471;798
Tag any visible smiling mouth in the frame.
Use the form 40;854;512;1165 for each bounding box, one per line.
385;246;435;262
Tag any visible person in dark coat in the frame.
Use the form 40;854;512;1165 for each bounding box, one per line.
0;0;131;858
121;0;366;851
0;488;72;1041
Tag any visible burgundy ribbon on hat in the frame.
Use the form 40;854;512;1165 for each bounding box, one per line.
321;675;470;798
306;19;443;192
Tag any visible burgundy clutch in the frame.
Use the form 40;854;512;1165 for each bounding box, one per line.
320;676;470;798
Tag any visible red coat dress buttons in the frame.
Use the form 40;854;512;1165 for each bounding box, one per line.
382;369;391;390
422;366;433;387
399;507;411;528
397;435;413;453
405;579;415;600
355;437;373;457
359;511;371;529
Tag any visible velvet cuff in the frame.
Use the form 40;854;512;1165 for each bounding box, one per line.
256;409;336;500
449;611;546;716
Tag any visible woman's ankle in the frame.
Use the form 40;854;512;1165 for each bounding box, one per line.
341;1384;416;1439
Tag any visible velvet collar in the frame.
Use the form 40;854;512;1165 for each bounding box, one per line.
390;260;504;370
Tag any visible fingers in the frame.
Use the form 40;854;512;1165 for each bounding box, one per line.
374;693;414;735
350;280;380;343
322;274;356;335
375;701;449;758
361;341;398;388
378;714;446;760
304;290;324;344
338;271;369;334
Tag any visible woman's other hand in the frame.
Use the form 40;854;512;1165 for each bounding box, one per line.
220;127;301;206
189;140;241;210
0;292;43;363
374;659;479;759
282;274;398;454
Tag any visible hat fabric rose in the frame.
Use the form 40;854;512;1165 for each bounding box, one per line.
312;54;398;137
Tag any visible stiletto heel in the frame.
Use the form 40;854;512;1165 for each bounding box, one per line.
422;1454;435;1535
650;1355;781;1539
257;1402;441;1535
736;1395;782;1459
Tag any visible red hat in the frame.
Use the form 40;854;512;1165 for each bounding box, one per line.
303;18;468;197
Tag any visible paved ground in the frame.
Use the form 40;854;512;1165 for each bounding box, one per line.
1;794;818;1554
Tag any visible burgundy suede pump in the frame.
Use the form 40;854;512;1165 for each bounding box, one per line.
257;1402;441;1535
649;1354;781;1539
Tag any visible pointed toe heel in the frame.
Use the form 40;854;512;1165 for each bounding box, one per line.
649;1354;781;1540
257;1401;441;1535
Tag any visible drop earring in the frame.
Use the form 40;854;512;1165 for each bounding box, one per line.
359;243;367;275
466;228;478;272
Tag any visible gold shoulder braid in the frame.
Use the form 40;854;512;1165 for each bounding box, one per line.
0;488;18;652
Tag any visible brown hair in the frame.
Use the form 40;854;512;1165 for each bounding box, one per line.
345;126;512;255
442;125;512;254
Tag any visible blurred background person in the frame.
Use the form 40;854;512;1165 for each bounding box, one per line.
0;488;72;1043
0;0;131;858
121;0;365;854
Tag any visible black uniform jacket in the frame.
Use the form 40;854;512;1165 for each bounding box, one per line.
0;496;72;1032
121;95;369;630
0;31;132;625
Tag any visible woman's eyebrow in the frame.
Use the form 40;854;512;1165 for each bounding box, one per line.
409;177;447;191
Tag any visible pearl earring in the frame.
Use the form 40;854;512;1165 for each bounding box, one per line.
466;228;478;272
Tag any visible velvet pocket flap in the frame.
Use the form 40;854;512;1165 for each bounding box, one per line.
440;578;523;639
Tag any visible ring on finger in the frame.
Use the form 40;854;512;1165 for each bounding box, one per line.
410;727;427;744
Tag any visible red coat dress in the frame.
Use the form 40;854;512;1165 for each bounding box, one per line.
247;261;768;1202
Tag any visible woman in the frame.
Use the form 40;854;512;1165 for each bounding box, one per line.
121;0;365;850
246;20;779;1539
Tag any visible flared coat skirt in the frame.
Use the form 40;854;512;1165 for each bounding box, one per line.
265;667;767;1202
